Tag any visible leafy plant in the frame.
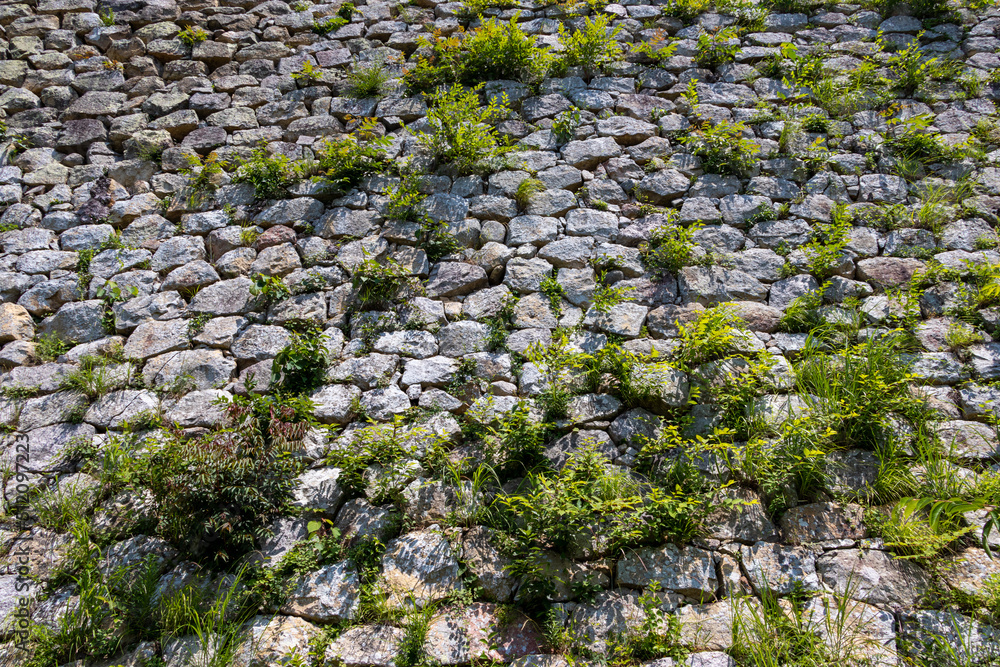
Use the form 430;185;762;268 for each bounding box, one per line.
591;270;634;313
552;108;581;144
313;118;391;194
880;498;975;562
557;14;624;78
271;327;330;394
61;354;131;400
291;59;323;84
352;255;409;308
681;120;759;176
35;333;72;362
695;27;739;68
231;143;297;200
179;152;224;205
313;14;347;34
662;0;711;19
345;62;391;98
418;218;463;262
885;114;963;167
802;214;851;279
540;276;564;316
641;216;701;276
887;37;957;96
515;177;546;210
463;14;552;84
98;7;115;25
177;25;208;46
672;305;744;371
147;392;313;563
418;84;509;175
250;274;291;305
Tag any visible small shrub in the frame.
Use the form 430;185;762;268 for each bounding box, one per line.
250;274;290;305
459;0;518;17
463;14;552;84
352;256;409;308
230;143;297;200
681;120;759;176
540;276;565;316
802;215;851;279
313;14;347;34
557;14;624;78
418;219;463;262
591;270;634;313
147;392;313;563
514;177;546;210
661;0;711;19
641;217;701;275
552;108;581;144
345;62;391;98
36;333;72;362
291;59;323;84
239;225;260;247
177;25;208;46
61;355;131;400
418;84;509;175
271;327;330;394
179;152;224;205
695;27;739;68
98;7;115;25
477;401;548;477
885;115;961;166
672;305;744;371
887;37;956;96
881;498;974;563
313;118;391;195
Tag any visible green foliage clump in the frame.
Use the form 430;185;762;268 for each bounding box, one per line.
885;115;966;167
231;144;298;200
887;37;959;96
695;27;739;68
661;0;711;19
291;60;322;84
271;327;330;393
313;11;348;35
540;276;565;316
250;274;291;305
383;172;463;260
177;25;208;46
419;218;463;262
352;256;409;308
418;84;509;175
641;217;701;276
515;177;546;210
796;332;929;452
499;443;738;604
672;305;744;371
35;333;72;362
313;118;391;195
345;62;391;98
557;14;624;78
476;401;548;478
60;353;131;400
463;14;552;83
801;213;851;279
552;108;581;144
179;152;225;205
681;120;759;176
591;270;634;313
404;15;550;93
148;392;313;564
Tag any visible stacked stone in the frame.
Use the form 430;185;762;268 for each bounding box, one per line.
0;0;999;664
